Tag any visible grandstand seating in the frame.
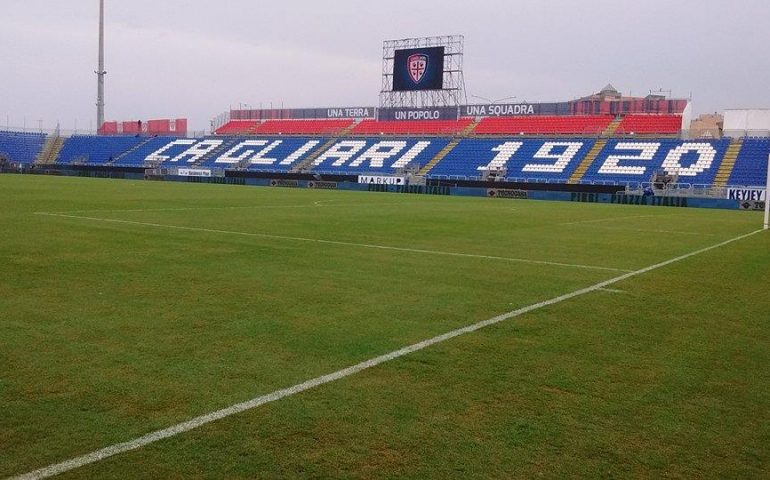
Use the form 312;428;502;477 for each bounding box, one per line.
114;136;326;171
199;137;326;171
0;131;47;164
474;115;613;135
56;135;145;165
581;139;730;185
427;138;596;182
214;120;260;135
309;138;450;175
14;129;742;188
254;119;353;135
350;119;473;136
727;138;770;186
110;136;181;166
616;114;682;134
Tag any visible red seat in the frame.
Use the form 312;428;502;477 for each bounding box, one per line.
254;119;354;135
617;115;682;134
215;120;260;135
474;115;613;135
351;119;473;135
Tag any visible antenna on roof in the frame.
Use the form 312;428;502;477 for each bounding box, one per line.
95;0;106;132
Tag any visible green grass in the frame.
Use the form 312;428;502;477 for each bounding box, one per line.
1;174;768;479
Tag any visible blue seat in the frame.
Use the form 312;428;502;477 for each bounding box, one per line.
0;131;47;164
581;139;730;185
728;139;770;186
57;135;145;165
428;138;596;180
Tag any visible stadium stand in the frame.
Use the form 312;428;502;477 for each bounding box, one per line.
22;127;745;188
253;119;353;135
214;120;260;135
0;131;47;164
580;139;730;186
308;138;450;175
426;138;596;182
474;115;613;135
726;138;770;186
56;135;145;165
350;119;473;135
616;114;683;135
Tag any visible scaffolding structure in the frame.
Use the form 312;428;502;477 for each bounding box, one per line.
379;35;467;109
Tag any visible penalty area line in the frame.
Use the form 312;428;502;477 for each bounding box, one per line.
7;227;764;480
33;212;630;273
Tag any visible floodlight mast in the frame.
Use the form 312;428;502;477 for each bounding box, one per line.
764;153;770;230
95;0;106;132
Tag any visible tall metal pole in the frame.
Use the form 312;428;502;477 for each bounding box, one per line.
765;153;770;230
96;0;106;132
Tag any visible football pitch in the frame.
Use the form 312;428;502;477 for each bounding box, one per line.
1;175;769;479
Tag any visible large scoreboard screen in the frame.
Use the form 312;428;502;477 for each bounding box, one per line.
392;47;445;91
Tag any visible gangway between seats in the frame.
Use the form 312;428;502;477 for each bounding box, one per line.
110;136;157;166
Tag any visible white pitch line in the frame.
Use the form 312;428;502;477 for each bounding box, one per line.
568;224;719;237
37;201;403;215
8;228;763;480
33;212;630;273
598;287;627;294
559;214;670;226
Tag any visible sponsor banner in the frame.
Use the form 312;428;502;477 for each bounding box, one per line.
307;181;338;190
358;175;406;185
571;192;690;207
378;107;459;121
461;102;572;117
726;188;766;202
738;200;766;211
487;189;528;199
177;168;211;177
393;47;445;91
269;179;299;188
230;107;375;120
466;104;536;117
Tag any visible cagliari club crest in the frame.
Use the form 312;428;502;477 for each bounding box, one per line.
407;53;428;83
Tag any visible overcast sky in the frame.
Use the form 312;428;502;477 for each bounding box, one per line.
1;0;768;132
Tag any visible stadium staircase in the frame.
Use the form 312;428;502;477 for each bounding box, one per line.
416;120;477;176
288;122;360;173
460;119;481;136
245;122;262;135
418;139;461;176
109;137;157;166
192;142;232;167
603;116;623;137
712;137;743;186
567;138;608;184
35;135;65;165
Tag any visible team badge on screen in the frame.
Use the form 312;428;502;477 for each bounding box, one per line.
408;54;428;84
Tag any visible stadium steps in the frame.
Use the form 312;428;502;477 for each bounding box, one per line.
567;138;608;184
285;123;358;173
713;138;743;186
418;139;461;176
460;119;481;136
286;122;362;173
289;138;338;173
336;122;359;137
245;122;262;135
35;135;64;165
109;137;157;166
192;142;232;167
603;116;623;137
